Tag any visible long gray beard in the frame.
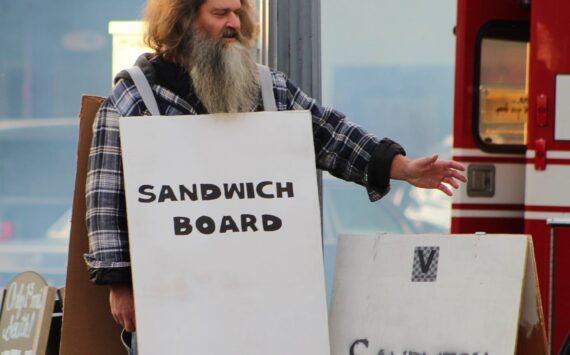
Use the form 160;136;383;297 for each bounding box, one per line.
188;33;259;114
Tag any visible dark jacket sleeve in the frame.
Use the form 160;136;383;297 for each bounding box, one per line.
367;138;406;192
275;70;406;201
88;266;132;285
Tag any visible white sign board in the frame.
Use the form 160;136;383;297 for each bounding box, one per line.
329;234;547;355
120;111;329;355
555;75;570;140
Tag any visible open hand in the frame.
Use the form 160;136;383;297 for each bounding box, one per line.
391;154;467;196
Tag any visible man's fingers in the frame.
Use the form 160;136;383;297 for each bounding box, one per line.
422;154;438;167
109;284;136;331
443;177;459;189
123;315;136;332
452;171;467;182
447;160;466;171
450;169;468;182
113;309;136;331
413;154;438;172
443;168;467;183
111;312;123;328
438;183;452;196
444;170;467;184
112;309;126;327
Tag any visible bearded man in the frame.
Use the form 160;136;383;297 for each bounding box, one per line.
85;0;466;352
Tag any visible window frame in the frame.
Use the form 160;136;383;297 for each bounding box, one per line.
472;20;530;154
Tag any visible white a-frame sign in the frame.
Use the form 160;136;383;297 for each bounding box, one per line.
329;234;548;355
119;111;330;355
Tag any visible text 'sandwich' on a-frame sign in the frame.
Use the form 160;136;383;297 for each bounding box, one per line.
329;234;548;355
119;111;330;355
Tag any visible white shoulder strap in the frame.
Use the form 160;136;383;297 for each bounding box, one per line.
126;66;161;116
127;64;275;114
256;64;277;111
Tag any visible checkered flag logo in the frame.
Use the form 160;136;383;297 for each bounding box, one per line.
411;246;440;282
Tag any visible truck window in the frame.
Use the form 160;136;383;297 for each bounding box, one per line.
474;21;529;152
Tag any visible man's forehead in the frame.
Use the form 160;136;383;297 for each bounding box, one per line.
203;0;241;10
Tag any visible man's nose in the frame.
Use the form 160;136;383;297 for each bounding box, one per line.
226;12;240;30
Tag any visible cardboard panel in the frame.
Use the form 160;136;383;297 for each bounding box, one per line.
119;112;330;354
0;271;56;355
59;95;125;355
516;238;548;355
329;234;545;355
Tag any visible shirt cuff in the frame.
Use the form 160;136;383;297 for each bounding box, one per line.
367;138;406;192
88;266;132;285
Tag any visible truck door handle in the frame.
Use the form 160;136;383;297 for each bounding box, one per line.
535;138;546;171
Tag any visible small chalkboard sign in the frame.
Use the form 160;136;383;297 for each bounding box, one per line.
0;271;56;355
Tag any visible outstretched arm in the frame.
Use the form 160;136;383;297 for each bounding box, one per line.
390;154;467;196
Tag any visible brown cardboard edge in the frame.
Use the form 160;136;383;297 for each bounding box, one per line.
515;236;549;355
59;95;124;355
33;286;57;354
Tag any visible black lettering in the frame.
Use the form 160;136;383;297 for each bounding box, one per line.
138;185;156;203
179;184;198;201
418;249;437;273
159;185;177;203
349;339;369;355
276;182;294;198
220;216;240;233
241;214;258;232
246;182;255;198
496;103;508;113
224;183;245;199
256;181;274;198
174;217;192;235
196;216;215;234
262;214;282;232
201;184;221;200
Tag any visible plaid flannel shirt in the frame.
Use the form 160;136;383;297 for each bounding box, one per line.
85;55;404;285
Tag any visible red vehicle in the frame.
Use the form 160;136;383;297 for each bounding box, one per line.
452;0;570;353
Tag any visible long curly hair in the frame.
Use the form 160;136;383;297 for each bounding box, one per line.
143;0;258;65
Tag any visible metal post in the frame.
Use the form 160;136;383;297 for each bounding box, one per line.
259;0;323;234
264;0;321;101
546;217;570;354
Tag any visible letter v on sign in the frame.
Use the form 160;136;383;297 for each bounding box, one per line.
411;246;440;282
418;249;436;273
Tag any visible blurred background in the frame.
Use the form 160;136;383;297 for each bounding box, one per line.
0;0;457;305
